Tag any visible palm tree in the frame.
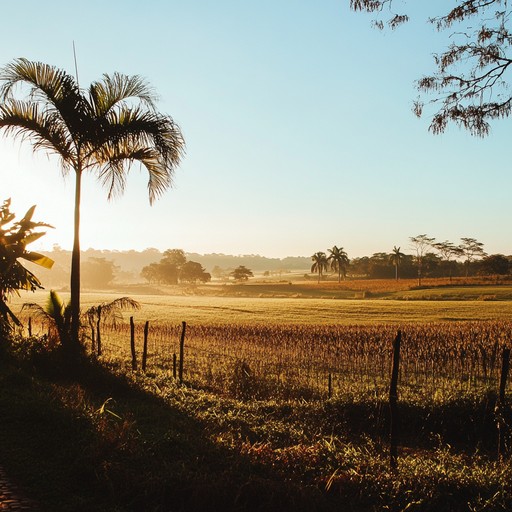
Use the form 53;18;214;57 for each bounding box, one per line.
327;246;349;283
23;290;71;349
389;246;405;281
85;297;140;356
311;252;328;283
0;58;185;349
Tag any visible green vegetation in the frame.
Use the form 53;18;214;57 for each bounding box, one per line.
0;199;53;333
2;313;512;510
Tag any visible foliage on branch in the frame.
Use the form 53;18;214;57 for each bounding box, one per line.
350;0;512;135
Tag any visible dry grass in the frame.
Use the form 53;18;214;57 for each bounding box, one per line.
10;289;512;327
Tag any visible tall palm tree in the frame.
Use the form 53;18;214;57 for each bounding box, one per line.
311;252;328;284
327;245;349;283
389;246;405;281
0;58;185;349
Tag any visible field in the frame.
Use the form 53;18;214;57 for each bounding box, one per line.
3;281;512;510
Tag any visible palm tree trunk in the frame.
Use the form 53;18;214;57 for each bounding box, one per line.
70;167;82;348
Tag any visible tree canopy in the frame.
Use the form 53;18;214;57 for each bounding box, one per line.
230;266;254;282
350;1;512;136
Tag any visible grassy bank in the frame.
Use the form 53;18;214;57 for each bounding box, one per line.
1;341;512;511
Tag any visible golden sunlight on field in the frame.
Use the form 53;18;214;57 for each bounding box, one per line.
11;290;512;326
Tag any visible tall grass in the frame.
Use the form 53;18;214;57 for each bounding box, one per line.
85;320;512;402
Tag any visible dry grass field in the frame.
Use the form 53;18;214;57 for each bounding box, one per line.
10;283;512;327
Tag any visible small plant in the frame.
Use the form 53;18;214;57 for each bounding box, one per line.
23;290;71;349
0;199;53;337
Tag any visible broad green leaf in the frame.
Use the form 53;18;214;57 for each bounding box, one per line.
22;251;54;269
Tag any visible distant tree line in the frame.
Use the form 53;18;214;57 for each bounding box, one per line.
312;236;512;282
24;237;512;291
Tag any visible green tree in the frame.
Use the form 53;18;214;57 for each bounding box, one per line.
311;252;328;283
141;262;162;284
350;1;512;136
0;58;185;349
180;261;211;284
389;246;405;281
479;254;510;278
162;249;187;269
81;257;117;289
0;199;54;334
327;245;349;283
230;265;254;282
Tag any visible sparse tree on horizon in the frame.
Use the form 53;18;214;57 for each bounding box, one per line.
311;252;328;284
0;58;185;350
459;237;486;277
433;240;463;282
327;246;350;283
410;234;435;286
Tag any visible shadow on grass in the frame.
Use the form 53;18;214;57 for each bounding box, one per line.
0;350;331;512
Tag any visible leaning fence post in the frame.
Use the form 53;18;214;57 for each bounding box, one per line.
142;321;149;372
497;347;510;459
28;317;32;337
130;316;137;371
179;321;186;384
389;330;402;470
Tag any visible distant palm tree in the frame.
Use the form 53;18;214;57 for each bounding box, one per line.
0;58;185;349
389;246;405;281
311;252;328;283
327;246;349;283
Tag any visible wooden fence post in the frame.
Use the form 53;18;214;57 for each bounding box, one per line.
96;315;102;357
497;347;510;459
142;321;149;372
179;321;186;384
130;316;137;371
28;317;32;337
389;330;402;470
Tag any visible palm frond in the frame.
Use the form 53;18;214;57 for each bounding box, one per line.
0;58;95;150
0;100;75;168
89;73;158;116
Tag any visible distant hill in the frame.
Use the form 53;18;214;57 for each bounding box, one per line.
30;247;311;288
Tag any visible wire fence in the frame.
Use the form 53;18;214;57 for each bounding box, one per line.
70;319;512;401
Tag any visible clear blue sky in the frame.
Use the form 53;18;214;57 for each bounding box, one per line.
0;1;509;258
